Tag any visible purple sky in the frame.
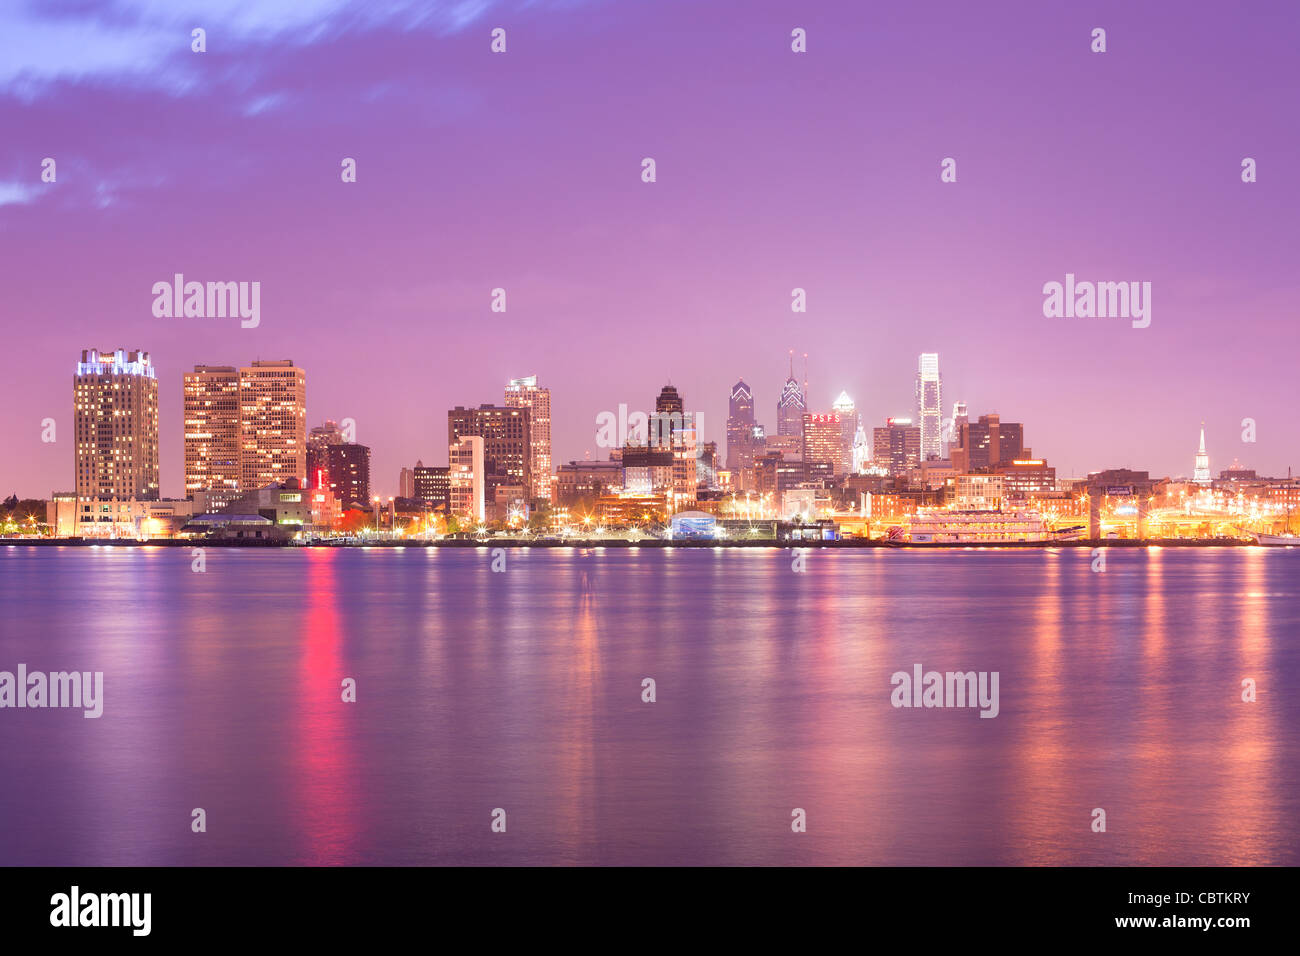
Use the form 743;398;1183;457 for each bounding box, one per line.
2;0;1297;499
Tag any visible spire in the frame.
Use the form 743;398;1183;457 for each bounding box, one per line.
1193;423;1211;485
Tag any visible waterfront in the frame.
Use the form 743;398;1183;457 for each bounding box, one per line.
1;546;1296;865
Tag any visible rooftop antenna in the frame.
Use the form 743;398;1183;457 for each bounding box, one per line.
788;349;794;380
803;352;809;401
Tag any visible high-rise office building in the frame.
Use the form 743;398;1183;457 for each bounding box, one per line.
239;359;306;488
448;405;530;503
183;365;240;496
303;419;369;507
872;417;921;476
951;413;1028;472
449;435;485;523
505;375;551;501
398;467;415;499
831;390;858;474
776;355;807;437
650;383;696;511
916;353;943;461
314;442;370;508
949;401;968;453
412;460;450;509
852;424;871;474
802;412;842;480
726;379;756;472
75;349;160;515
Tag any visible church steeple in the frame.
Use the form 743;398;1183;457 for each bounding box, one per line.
1193;423;1211;485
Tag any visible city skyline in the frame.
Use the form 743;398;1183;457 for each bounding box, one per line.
2;1;1297;498
38;342;1273;507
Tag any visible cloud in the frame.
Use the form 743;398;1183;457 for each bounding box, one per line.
0;181;37;206
0;0;550;96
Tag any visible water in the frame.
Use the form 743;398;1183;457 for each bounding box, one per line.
1;545;1296;866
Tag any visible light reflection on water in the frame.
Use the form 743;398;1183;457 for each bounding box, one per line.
0;546;1295;865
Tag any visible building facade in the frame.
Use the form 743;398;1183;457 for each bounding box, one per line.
183;365;240;497
505;375;552;501
449;435;486;523
448;405;531;505
872;418;921;476
75;348;160;534
916;353;943;461
239;360;307;489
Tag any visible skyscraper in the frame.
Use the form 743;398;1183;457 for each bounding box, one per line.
448;404;531;504
505;375;552;501
777;353;806;437
183;365;240;496
1193;425;1211;485
239;359;307;488
412;460;450;510
726;379;756;472
305;435;371;509
872;417;921;476
75;349;160;515
949;401;968;453
951;413;1028;472
916;353;943;461
831;390;858;475
449;435;485;523
652;383;696;511
802;412;842;480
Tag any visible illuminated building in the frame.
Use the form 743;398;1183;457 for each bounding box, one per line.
556;460;624;506
183;365;240;497
221;478;319;532
697;440;719;489
992;459;1057;500
832;391;858;474
802;412;842;480
45;492;77;538
776;353;807;437
952;474;1004;510
872;418;921;476
304;420;370;508
412;461;450;510
652;384;697;512
594;494;667;524
449;435;486;523
74;348;160;534
916;353;943;461
852;424;870;474
448;404;530;505
949;401;968;455
239;360;307;489
320;443;370;508
505;375;551;501
753;451;805;496
950;413;1026;472
621;443;674;495
726;379;757;472
669;511;716;539
1193;425;1211;485
917;458;956;489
